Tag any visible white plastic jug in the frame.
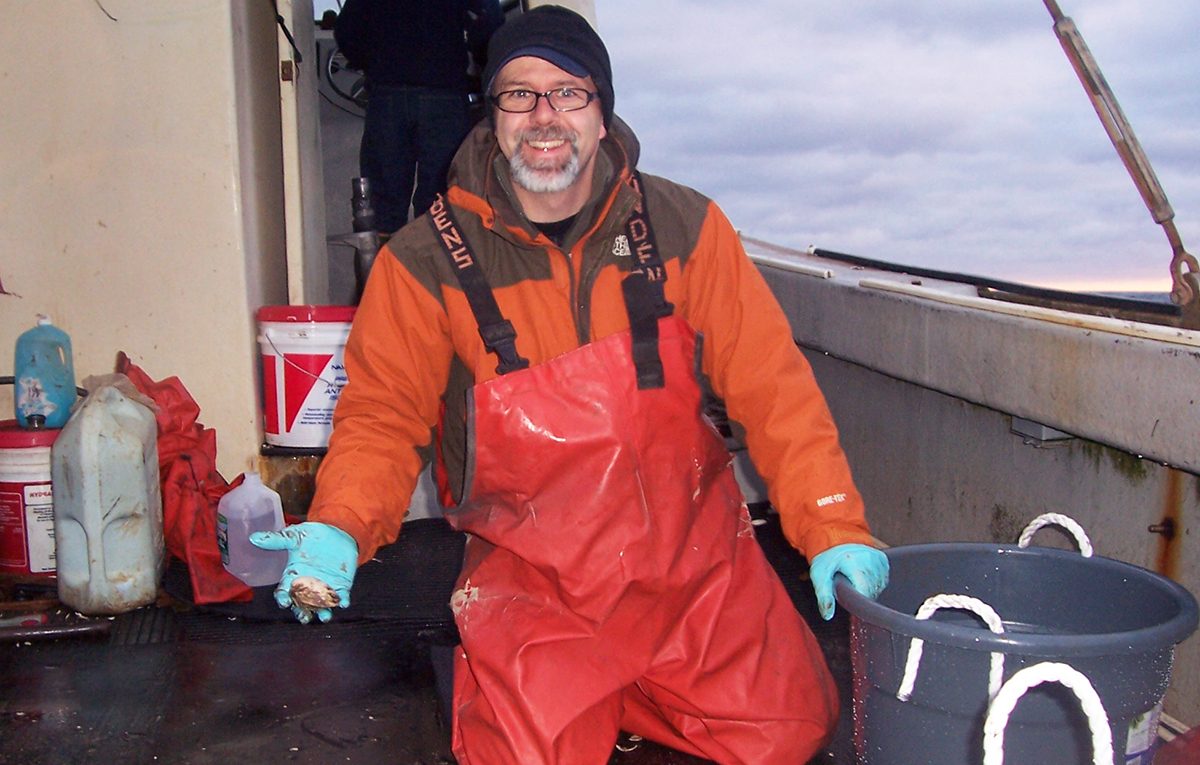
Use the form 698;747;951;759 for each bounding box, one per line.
51;384;164;615
217;471;287;587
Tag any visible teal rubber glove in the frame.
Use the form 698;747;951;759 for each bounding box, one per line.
249;522;359;624
810;543;889;621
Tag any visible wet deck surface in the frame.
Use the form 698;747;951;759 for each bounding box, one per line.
0;515;855;764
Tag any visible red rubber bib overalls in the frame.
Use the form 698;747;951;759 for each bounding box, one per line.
430;182;837;765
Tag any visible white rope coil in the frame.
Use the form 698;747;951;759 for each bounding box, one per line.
1017;513;1094;557
982;661;1114;765
897;594;1006;702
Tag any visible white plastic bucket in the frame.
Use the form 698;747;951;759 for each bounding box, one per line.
256;305;356;449
0;421;59;576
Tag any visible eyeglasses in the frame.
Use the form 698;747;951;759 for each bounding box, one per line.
491;87;598;114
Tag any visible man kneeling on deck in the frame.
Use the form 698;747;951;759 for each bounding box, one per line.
252;6;888;763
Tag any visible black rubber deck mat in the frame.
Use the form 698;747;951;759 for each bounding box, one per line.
154;510;843;638
150;512;850;689
0;511;854;764
160;517;466;644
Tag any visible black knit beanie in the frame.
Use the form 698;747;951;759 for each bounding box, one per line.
482;5;614;127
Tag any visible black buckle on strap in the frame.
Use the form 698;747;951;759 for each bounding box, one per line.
478;320;529;375
623;274;669;389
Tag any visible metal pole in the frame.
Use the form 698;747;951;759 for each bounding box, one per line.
1042;0;1198;314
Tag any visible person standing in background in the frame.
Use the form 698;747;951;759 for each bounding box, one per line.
335;0;503;232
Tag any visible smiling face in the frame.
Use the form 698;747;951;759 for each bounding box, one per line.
492;56;607;222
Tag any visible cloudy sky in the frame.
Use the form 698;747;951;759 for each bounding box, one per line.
591;0;1199;292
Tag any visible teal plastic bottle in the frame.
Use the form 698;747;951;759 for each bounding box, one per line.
14;316;76;429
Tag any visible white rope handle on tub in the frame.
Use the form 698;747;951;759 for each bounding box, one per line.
264;333;343;388
982;661;1114;765
1017;513;1094;557
897;594;1006;702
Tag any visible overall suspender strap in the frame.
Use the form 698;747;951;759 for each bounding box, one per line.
428;195;530;376
621;172;674;390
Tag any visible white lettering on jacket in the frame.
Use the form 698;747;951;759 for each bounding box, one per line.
816;493;847;507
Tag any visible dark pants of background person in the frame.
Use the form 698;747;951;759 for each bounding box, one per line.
361;84;471;232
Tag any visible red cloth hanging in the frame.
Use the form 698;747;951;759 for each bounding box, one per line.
117;353;253;604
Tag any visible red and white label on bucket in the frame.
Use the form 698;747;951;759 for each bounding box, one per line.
261;352;349;448
0;480;55;574
257;307;355;449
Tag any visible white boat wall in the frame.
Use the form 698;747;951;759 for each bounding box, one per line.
745;236;1199;726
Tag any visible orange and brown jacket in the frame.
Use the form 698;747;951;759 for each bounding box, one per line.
309;117;875;564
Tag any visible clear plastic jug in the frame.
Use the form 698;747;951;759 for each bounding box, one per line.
217;471;287;587
14;315;77;429
51;383;164;615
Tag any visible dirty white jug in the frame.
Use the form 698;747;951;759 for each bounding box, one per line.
51;383;164;615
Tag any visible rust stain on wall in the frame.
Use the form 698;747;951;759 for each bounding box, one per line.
1154;469;1185;580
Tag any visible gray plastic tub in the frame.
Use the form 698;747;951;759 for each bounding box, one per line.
836;543;1198;765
